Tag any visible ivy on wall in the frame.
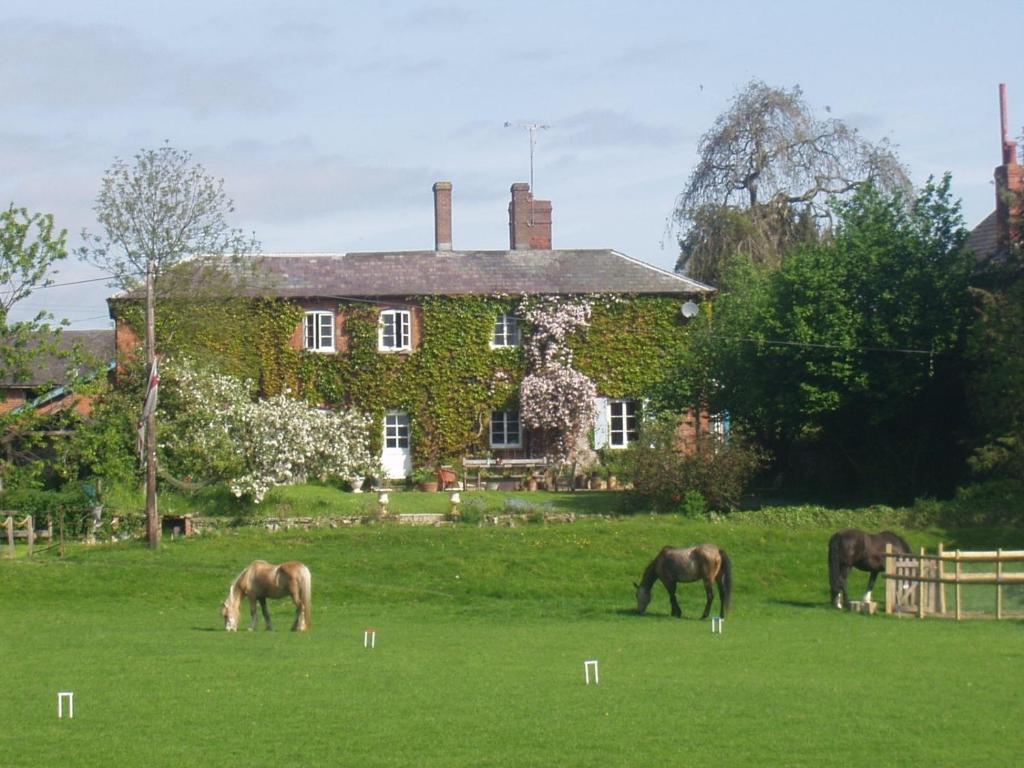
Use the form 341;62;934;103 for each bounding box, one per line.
116;293;691;469
571;296;690;398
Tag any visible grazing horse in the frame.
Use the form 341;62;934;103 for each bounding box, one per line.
221;560;312;632
828;529;910;610
634;544;732;619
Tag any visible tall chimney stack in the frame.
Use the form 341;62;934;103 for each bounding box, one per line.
995;84;1024;251
433;181;453;251
508;183;552;250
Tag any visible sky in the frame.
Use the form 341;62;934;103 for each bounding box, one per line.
3;0;1023;329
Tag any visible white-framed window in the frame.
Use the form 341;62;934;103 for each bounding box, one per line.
384;411;410;449
490;410;521;448
303;311;335;352
608;400;639;448
491;312;521;348
710;412;731;439
379;309;411;351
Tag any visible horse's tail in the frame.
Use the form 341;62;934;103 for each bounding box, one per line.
828;533;844;601
299;565;313;631
718;549;733;617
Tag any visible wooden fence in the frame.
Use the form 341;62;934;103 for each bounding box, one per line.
884;544;1024;620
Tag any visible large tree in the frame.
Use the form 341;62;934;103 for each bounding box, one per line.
690;177;972;501
672;80;911;284
0;206;70;490
80;144;258;547
1;205;68;381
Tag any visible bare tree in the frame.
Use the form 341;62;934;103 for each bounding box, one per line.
80;144;259;548
672;80;911;282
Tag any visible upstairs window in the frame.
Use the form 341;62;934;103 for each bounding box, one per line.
608;400;639;448
491;312;521;348
490;410;521;448
303;311;335;352
379;309;411;351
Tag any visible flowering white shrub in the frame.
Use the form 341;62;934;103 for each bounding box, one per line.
158;358;376;502
229;395;375;502
517;296;597;462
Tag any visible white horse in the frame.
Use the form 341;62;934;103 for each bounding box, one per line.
221;560;312;632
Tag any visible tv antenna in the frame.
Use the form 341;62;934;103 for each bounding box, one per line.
504;121;549;194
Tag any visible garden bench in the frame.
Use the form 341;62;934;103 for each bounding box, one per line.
461;457;548;490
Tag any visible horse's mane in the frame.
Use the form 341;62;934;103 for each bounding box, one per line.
639;555;660;591
880;530;911;553
227;564;252;605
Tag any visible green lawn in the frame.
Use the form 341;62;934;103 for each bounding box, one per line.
1;516;1021;766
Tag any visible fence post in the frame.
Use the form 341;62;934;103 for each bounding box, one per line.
885;543;895;614
26;516;34;559
59;507;66;559
937;543;946;615
996;548;1003;620
955;550;962;621
921;548;929;618
4;515;12;558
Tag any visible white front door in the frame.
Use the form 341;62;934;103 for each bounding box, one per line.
381;410;412;480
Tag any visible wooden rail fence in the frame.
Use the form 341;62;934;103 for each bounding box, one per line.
884;544;1024;620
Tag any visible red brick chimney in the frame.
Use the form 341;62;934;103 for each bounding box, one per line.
433;181;453;251
508;182;552;250
995;84;1024;250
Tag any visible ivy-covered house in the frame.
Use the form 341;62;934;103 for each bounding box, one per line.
110;182;711;480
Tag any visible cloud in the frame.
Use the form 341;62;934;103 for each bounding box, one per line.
551;110;688;149
208;139;442;223
0;19;288;115
399;4;475;27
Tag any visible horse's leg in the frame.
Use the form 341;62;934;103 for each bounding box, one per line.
700;577;714;619
289;585;303;631
863;570;880;603
248;596;260;631
836;564;851;609
666;580;682;618
259;597;273;630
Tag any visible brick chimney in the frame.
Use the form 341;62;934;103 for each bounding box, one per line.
995;84;1024;250
433;181;453;251
508;183;552;250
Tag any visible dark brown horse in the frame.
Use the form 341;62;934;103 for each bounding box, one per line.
221;560;313;631
828;529;910;609
634;544;732;619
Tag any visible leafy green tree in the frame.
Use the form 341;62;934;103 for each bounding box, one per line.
1;205;68;382
693;177;972;501
0;206;70;491
965;234;1024;483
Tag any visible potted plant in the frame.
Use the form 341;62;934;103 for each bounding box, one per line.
410;468;439;492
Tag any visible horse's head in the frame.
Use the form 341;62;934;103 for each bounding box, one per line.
634;582;652;614
221;600;239;631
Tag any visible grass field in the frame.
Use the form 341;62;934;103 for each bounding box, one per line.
1;514;1022;766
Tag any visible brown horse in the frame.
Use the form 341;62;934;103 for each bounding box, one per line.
828;529;910;609
634;544;732;619
221;560;312;632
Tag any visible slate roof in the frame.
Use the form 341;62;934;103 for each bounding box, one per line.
246;249;711;298
965;211;1002;266
1;330;115;387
